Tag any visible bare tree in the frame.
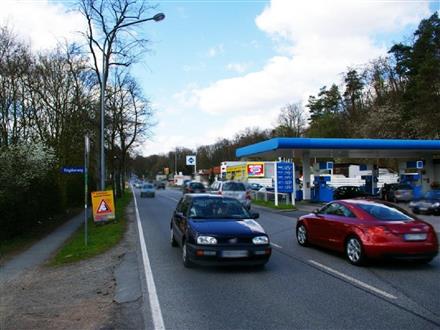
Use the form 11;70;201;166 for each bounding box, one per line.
273;102;306;137
107;69;155;194
78;0;162;188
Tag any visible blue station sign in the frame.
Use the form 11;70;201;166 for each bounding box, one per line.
276;162;294;193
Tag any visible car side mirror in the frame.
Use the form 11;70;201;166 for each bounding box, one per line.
250;212;259;219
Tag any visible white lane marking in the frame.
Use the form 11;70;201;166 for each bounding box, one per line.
132;188;166;330
271;243;282;249
308;260;397;300
160;194;179;202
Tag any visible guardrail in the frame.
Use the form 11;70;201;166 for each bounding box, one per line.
250;190;292;205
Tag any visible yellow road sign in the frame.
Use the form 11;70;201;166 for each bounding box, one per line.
91;190;115;222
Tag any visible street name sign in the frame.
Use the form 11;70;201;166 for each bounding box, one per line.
61;166;84;174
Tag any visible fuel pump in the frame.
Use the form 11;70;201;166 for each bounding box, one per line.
311;161;334;202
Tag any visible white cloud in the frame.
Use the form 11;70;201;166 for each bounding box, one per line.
207;44;224;57
181;0;430;118
0;0;85;50
226;62;252;74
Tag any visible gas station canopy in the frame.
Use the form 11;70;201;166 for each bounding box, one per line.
236;138;440;159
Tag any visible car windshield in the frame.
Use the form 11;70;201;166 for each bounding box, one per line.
188;198;250;219
424;190;440;199
358;203;413;221
223;182;246;191
190;182;205;189
143;184;153;189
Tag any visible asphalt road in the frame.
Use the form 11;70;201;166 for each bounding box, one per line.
134;188;440;330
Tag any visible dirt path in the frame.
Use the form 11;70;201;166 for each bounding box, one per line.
0;203;143;330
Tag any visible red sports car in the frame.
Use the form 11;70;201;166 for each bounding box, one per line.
296;200;438;265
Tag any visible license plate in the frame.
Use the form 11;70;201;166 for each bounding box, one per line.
420;208;428;211
404;233;427;241
222;250;248;258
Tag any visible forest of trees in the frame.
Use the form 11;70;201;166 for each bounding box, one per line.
0;0;156;240
134;13;440;179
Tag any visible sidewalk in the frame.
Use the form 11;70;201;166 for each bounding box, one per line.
0;211;84;282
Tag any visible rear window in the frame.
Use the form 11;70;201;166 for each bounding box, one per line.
190;182;205;189
223;182;246;191
358;203;413;221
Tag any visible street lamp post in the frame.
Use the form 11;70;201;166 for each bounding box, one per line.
99;12;165;190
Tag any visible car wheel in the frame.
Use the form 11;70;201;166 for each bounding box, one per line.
296;224;309;247
182;240;193;268
170;227;177;247
345;236;365;266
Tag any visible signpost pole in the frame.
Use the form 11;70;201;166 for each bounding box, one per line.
292;162;296;206
84;135;89;246
274;162;279;206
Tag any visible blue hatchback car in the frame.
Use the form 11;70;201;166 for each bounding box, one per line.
140;183;155;198
170;194;271;268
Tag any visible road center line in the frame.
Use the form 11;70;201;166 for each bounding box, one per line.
160;194;180;202
132;188;166;330
271;242;283;249
308;259;397;300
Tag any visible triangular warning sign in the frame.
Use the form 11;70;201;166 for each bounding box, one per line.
97;199;112;214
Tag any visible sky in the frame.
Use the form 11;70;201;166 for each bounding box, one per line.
1;0;438;156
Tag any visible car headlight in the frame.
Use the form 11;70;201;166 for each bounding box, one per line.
252;236;269;245
409;201;415;207
433;202;440;208
197;236;217;245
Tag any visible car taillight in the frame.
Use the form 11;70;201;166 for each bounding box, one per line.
218;191;222;195
367;226;391;236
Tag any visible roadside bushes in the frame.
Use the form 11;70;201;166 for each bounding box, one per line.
0;143;65;240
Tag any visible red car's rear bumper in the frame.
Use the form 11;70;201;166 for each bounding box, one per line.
364;241;438;259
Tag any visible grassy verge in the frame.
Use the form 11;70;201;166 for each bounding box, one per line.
50;191;132;266
253;199;297;210
0;208;82;264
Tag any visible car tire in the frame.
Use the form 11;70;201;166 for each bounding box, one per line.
296;224;309;247
345;236;365;266
170;227;178;247
182;240;193;268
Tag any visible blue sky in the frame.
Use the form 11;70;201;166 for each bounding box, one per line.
1;0;439;156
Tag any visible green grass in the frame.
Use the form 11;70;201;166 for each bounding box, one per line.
50;191;132;266
253;199;297;210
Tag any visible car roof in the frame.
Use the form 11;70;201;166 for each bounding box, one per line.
186;193;236;200
338;199;389;207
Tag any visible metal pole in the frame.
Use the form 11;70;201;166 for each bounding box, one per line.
274;162;279;206
175;149;177;175
84;135;89;246
292;162;296;207
100;51;106;190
